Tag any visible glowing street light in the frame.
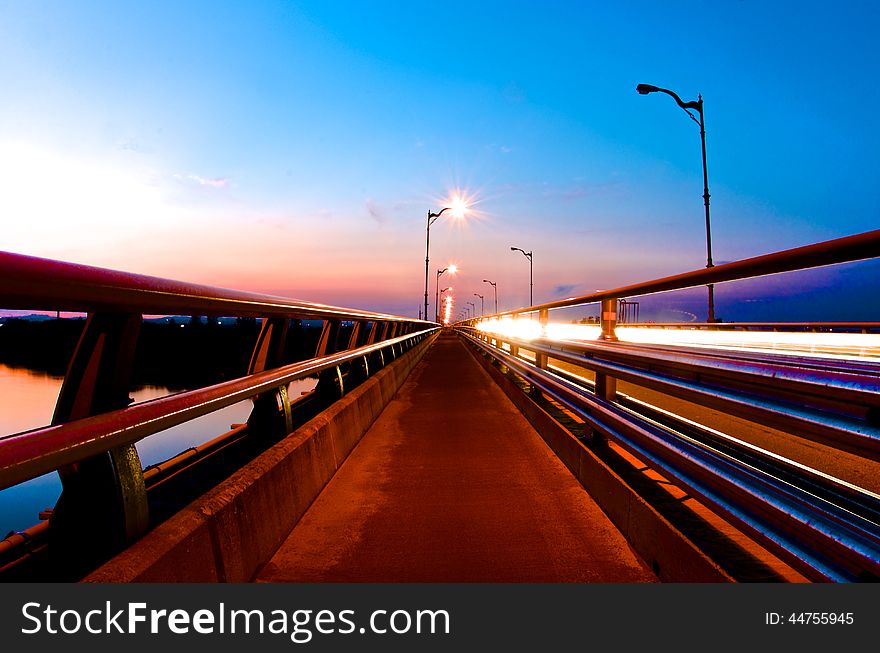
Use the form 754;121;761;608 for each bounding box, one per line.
435;264;458;321
636;83;715;322
424;196;467;322
442;291;454;324
440;286;453;322
473;293;484;316
510;246;533;307
482;279;498;314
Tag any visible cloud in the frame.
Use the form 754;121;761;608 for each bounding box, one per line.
554;283;579;296
540;180;620;201
573;220;677;235
366;198;386;224
116;138;151;154
485;143;514;155
174;173;230;188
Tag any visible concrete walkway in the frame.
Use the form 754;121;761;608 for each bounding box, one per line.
256;333;655;582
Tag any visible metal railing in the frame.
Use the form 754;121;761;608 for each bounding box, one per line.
0;251;438;577
456;229;880;581
484;229;880;321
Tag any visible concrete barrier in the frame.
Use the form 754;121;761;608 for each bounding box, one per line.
85;334;437;583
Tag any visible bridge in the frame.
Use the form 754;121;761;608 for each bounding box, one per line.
0;230;878;583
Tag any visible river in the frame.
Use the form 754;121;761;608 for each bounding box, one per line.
0;364;315;534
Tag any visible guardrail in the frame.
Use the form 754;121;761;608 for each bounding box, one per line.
460;329;880;581
0;251;438;577
456;230;880;581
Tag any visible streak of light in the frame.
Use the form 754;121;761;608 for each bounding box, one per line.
474;320;880;360
617;327;880;360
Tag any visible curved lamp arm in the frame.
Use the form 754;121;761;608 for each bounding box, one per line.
428;206;451;226
637;83;702;126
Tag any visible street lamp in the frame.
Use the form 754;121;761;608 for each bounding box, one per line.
435;264;458;322
440;286;452;308
473;293;484;316
467;301;476;319
424;198;467;323
636;83;715;322
437;286;452;322
510;246;533;307
482;279;498;314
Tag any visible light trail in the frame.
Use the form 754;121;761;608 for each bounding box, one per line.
474;320;880;360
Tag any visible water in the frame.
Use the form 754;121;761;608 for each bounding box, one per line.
0;364;316;534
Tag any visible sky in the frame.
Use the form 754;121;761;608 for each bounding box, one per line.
0;0;878;321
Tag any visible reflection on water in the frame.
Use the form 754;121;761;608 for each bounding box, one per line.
0;364;317;534
0;364;63;434
128;386;252;468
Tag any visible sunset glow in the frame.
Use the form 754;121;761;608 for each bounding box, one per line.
0;143;188;254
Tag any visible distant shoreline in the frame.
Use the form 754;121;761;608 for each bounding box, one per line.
0;317;321;390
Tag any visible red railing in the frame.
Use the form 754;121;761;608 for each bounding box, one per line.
0;251;437;578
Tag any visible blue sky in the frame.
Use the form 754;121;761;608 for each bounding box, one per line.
0;1;877;319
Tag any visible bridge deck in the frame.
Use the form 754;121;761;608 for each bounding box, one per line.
256;333;656;582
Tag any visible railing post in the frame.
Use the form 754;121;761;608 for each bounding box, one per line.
315;319;341;358
386;323;400;360
315;320;345;400
348;320;370;384
246;317;293;439
536;308;549;370
369;322;389;370
600;298;618;341
510;314;520;358
596;298;618;401
48;312;148;578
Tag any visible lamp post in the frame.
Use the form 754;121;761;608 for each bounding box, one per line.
467;301;476;320
425;207;451;323
435;264;457;322
636;83;715;322
510;246;533;307
473;293;484;316
424;200;466;323
482;279;498;314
